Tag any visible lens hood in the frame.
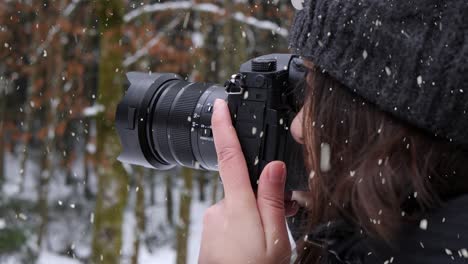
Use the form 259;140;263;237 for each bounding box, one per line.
115;72;181;169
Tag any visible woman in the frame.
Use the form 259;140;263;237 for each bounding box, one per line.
199;0;468;263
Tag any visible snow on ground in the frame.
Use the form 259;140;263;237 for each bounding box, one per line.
30;179;211;264
3;151;39;200
121;171;212;263
134;197;210;263
37;251;82;264
139;244;175;263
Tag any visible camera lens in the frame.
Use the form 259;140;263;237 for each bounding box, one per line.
115;72;226;171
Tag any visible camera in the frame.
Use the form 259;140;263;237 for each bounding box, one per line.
115;54;309;191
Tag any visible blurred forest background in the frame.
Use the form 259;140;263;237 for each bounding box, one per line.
0;0;294;263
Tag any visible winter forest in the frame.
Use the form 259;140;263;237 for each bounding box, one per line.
0;0;295;263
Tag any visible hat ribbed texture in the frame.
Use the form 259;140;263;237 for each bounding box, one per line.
289;0;468;148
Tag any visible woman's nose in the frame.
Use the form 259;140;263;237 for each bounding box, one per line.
290;108;304;145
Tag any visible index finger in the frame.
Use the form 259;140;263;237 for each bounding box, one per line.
211;99;255;203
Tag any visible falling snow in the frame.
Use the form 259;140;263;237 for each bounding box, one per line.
419;219;428;230
319;143;331;172
251;126;257;135
417;75;423;86
385;67;391;76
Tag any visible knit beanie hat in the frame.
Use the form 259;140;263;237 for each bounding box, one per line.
289;0;468;149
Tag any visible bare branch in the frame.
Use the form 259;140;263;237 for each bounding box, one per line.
31;0;81;64
63;0;80;16
123;17;182;67
124;1;288;38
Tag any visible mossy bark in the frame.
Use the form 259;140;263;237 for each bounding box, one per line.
91;1;129;263
176;167;193;264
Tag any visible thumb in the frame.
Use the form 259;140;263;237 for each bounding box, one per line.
257;161;289;249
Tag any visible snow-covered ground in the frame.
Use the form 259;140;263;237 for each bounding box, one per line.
2;152;213;263
35;199;210;264
120;176;212;264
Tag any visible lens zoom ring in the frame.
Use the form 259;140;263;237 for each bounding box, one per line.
153;81;186;164
169;84;208;167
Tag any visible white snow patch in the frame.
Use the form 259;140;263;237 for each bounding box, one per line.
37;251;82;264
192;32;204;47
83;104;105;117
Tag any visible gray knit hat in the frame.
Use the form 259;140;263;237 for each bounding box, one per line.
289;0;468;148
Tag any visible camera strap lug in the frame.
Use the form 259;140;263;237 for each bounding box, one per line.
224;73;245;95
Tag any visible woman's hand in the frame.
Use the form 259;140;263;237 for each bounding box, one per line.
198;99;291;264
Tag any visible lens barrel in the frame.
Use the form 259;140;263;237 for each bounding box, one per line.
115;72;226;171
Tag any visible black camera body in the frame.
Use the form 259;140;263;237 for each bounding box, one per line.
224;54;308;190
115;54;309;191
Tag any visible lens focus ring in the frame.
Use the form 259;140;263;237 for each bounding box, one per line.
168;83;209;167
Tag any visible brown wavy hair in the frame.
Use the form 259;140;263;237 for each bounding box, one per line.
292;60;468;263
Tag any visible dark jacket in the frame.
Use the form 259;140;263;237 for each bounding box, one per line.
289;195;468;263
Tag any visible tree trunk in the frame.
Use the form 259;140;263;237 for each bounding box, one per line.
131;167;146;264
165;172;174;225
37;142;50;249
219;2;248;81
82;3;98;201
0;85;5;187
83;119;94;199
198;7;221;83
149;172;156;206
19;0;49;192
131;11;150;263
36;0;67;248
198;172;206;202
175;168;193;264
91;1;129;263
18;4;45;192
211;173;220;205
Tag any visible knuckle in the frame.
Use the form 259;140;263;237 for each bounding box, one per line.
202;203;222;226
217;146;240;164
202;208;215;226
259;194;284;211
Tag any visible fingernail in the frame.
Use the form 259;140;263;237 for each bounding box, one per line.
268;162;286;183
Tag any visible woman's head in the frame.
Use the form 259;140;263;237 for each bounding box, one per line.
289;60;468;262
287;0;467;261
